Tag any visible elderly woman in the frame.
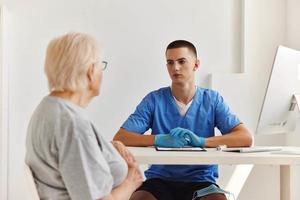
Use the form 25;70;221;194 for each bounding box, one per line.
25;32;142;200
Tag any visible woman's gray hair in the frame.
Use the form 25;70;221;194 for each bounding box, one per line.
44;32;101;92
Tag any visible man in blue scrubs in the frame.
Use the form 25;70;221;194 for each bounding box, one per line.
113;40;252;200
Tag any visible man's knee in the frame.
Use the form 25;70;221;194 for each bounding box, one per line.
130;190;157;200
197;193;227;200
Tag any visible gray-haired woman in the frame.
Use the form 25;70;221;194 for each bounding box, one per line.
26;32;142;200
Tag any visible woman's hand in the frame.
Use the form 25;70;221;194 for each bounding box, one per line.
125;166;143;191
100;166;143;200
111;140;137;168
111;141;142;189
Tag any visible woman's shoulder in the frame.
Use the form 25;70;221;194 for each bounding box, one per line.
33;96;92;136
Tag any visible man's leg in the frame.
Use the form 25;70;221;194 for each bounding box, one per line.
130;178;174;200
130;191;157;200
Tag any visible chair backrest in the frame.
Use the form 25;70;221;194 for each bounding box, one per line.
24;164;40;200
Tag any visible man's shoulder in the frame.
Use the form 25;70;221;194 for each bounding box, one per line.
145;87;170;98
146;87;221;100
197;87;220;98
144;86;222;102
150;86;170;94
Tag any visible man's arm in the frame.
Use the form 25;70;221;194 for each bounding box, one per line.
113;128;155;147
205;124;253;147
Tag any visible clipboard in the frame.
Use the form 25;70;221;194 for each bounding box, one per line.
155;146;206;152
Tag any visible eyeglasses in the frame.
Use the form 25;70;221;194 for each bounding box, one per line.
102;61;108;71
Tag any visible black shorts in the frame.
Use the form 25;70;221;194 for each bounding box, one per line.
136;178;219;200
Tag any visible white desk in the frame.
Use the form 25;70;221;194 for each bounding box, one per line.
128;146;300;200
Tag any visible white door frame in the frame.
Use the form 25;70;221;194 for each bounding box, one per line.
0;5;8;200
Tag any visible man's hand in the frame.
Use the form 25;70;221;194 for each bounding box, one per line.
170;127;205;147
154;134;188;148
111;140;137;168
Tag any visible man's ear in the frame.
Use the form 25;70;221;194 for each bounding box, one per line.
87;65;95;83
194;59;200;71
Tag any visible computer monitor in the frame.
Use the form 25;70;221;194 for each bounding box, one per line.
256;45;300;135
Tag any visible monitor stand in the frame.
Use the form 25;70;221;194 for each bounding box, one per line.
289;94;300;112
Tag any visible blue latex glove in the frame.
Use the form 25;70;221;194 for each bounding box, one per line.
154;134;188;148
170;127;205;147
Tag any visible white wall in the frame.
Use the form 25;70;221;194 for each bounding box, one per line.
241;0;287;143
286;0;300;50
0;6;9;200
3;0;300;199
3;0;243;199
286;0;300;199
286;0;300;145
212;0;300;199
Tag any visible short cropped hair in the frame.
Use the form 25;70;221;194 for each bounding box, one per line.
166;40;197;57
44;32;101;92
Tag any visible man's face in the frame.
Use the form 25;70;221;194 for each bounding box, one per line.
166;47;199;84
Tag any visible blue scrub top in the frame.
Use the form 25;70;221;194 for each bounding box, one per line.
122;87;241;183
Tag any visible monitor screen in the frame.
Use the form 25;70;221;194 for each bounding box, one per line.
256;46;300;135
